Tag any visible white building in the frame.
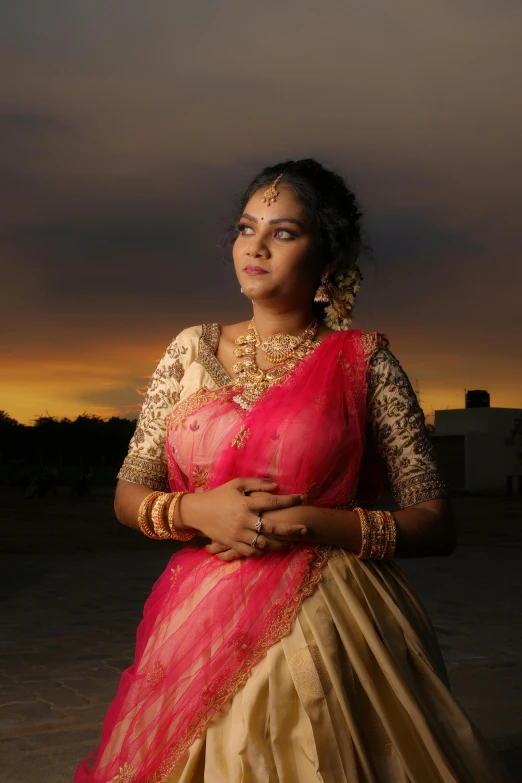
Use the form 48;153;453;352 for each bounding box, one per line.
432;408;521;495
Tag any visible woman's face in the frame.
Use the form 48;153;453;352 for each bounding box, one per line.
233;185;323;308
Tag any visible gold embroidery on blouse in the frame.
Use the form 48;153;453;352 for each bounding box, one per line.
197;323;232;388
117;337;185;489
146;660;166;689
112;763;136;783
168;387;225;429
170;565;182;583
366;348;448;509
117;455;170;492
361;331;389;359
231;425;250;449
392;473;448;508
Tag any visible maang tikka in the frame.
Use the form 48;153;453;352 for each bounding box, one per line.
261;174;283;206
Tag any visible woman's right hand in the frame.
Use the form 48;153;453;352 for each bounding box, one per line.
179;478;306;558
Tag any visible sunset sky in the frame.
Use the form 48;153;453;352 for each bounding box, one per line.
1;1;521;426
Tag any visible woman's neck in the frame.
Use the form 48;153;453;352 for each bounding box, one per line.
251;305;316;340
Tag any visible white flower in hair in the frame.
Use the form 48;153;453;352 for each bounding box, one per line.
324;305;352;331
323;265;363;331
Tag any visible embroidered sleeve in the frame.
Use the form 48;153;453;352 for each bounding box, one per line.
366;348;449;509
117;337;185;491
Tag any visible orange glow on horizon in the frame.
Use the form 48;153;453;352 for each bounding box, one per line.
2;340;521;426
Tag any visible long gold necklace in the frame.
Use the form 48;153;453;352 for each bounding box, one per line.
232;318;320;409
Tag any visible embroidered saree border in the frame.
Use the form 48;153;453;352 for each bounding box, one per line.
141;545;334;783
197;323;232;387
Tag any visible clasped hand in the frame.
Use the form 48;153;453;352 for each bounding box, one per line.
180;478;306;561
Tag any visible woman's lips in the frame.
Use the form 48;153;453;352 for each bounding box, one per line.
244;265;269;276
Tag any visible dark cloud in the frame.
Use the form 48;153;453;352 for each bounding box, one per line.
367;208;482;265
1;1;521;422
0;109;72;137
0;108;75;168
1;179;486;330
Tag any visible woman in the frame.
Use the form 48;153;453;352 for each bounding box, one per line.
76;159;512;782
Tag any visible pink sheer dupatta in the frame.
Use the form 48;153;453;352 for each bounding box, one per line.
75;330;383;783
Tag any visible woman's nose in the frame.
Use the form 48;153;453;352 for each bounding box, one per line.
246;237;269;258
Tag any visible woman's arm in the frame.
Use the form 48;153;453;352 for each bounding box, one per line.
115;476;309;557
259;497;456;557
116;334;186;493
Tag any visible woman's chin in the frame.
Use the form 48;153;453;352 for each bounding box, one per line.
241;279;275;300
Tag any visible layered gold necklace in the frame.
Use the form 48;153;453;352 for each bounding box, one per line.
232;318;320;408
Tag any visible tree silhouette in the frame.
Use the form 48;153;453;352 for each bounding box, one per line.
0;411;136;486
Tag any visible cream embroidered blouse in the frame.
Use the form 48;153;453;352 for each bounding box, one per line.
117;324;447;509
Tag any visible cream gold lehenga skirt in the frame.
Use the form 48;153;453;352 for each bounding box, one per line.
163;549;512;783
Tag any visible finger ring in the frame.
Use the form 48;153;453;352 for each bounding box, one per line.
251;532;260;548
255;515;263;533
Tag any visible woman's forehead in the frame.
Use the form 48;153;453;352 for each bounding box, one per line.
244;185;310;223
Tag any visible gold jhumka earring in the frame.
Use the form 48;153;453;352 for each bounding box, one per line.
261;174;283;206
313;275;330;303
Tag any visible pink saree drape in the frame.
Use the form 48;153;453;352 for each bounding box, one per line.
75;330;382;783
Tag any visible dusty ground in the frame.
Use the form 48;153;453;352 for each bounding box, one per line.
1;487;521;782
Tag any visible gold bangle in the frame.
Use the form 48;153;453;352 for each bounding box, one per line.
167;492;197;541
368;511;385;559
151;493;172;539
354;507;372;559
382;511;397;560
354;508;397;560
138;491;164;540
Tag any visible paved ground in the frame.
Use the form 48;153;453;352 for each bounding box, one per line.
1;488;521;782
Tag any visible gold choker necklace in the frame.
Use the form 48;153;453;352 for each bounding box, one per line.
232;318;320;408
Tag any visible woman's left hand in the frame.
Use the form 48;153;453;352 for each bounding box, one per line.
205;534;295;560
205;505;304;560
205;541;244;560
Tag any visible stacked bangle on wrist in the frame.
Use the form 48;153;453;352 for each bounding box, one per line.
382;510;397;560
151;492;172;539
138;491;164;540
354;507;397;561
166;492;197;541
137;491;197;542
354;507;372;558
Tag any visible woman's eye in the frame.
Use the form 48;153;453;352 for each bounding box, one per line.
236;223;297;240
274;227;297;240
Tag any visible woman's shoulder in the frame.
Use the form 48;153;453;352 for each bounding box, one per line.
171;323;221;357
338;328;390;362
357;331;412;392
151;325;214;375
358;330;390;358
173;324;213;353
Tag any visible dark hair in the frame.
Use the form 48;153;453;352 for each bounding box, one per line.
224;158;372;278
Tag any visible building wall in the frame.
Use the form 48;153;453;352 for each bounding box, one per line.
434;408;521;493
435;407;520;436
464;432;509;493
